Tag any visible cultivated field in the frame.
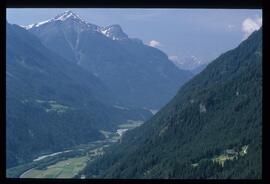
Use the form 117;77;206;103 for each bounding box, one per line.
20;156;88;178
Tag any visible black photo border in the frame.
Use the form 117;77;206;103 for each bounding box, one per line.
1;0;268;184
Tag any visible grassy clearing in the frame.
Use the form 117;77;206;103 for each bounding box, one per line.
191;145;249;168
118;120;143;129
45;103;70;113
100;130;112;138
212;155;235;167
36;99;46;103
35;99;71;113
7;162;38;178
20;156;88;178
191;163;199;167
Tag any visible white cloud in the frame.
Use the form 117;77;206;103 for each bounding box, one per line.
168;55;178;61
242;17;262;40
148;40;162;48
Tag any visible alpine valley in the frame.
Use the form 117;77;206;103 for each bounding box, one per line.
6;10;262;179
81;28;262;179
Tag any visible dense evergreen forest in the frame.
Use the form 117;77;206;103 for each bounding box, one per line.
81;28;262;179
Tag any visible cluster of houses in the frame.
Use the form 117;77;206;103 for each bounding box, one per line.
224;145;248;157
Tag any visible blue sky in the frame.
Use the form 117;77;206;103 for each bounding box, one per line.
6;8;262;63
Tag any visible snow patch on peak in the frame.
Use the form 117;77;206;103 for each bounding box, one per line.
22;19;53;30
23;10;91;30
22;11;130;40
190;56;202;64
170;55;206;71
54;10;85;22
100;24;128;40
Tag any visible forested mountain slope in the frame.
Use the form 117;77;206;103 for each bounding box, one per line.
82;28;262;179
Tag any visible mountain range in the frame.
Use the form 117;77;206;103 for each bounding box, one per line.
171;56;209;75
24;11;193;109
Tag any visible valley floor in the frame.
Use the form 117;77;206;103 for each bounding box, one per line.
7;120;143;179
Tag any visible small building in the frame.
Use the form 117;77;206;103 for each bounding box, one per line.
225;149;237;155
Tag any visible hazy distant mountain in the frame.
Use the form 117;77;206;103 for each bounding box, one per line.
6;22;151;168
171;56;202;70
171;56;210;75
25;11;193;109
82;29;262;179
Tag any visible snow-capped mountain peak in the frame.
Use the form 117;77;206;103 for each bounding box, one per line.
100;24;128;40
54;10;85;22
22;10;90;30
170;56;206;71
22;11;129;41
